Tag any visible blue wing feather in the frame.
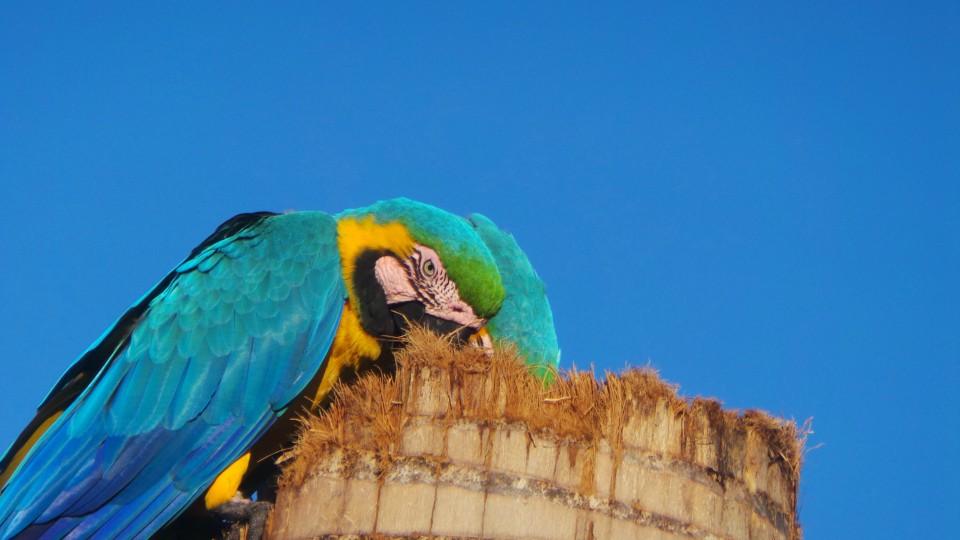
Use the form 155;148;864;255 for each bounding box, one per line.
468;214;560;377
0;211;346;539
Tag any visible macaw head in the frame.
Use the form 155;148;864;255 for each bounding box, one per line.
336;198;506;345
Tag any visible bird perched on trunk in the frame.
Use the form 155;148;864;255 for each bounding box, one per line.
0;198;558;540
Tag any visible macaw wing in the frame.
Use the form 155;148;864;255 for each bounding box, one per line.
0;213;279;484
0;211;346;539
468;214;560;379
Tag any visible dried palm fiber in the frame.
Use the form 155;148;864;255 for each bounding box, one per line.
267;328;804;540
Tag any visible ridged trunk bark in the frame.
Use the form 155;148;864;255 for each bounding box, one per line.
266;332;802;540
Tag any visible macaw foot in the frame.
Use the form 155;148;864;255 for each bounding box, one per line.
212;496;273;540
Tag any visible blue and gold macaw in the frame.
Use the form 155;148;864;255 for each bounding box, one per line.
0;198;557;540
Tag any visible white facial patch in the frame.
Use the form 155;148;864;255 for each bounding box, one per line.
374;256;418;304
373;244;485;330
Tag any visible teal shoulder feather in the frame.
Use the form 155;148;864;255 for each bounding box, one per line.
468;214;560;381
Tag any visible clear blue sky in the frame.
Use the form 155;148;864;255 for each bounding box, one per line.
1;3;956;537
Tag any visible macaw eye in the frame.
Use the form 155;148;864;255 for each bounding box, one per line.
422;259;436;277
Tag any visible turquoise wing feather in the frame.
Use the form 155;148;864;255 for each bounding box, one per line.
0;211;346;539
467;214;560;380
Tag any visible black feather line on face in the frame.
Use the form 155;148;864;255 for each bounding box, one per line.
404;250;440;308
353;250;398;337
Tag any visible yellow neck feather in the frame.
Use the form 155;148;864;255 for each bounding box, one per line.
336;216;415;313
310;303;382;408
310;216;415;409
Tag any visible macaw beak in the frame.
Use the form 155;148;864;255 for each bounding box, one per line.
390;301;485;345
468;326;494;354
